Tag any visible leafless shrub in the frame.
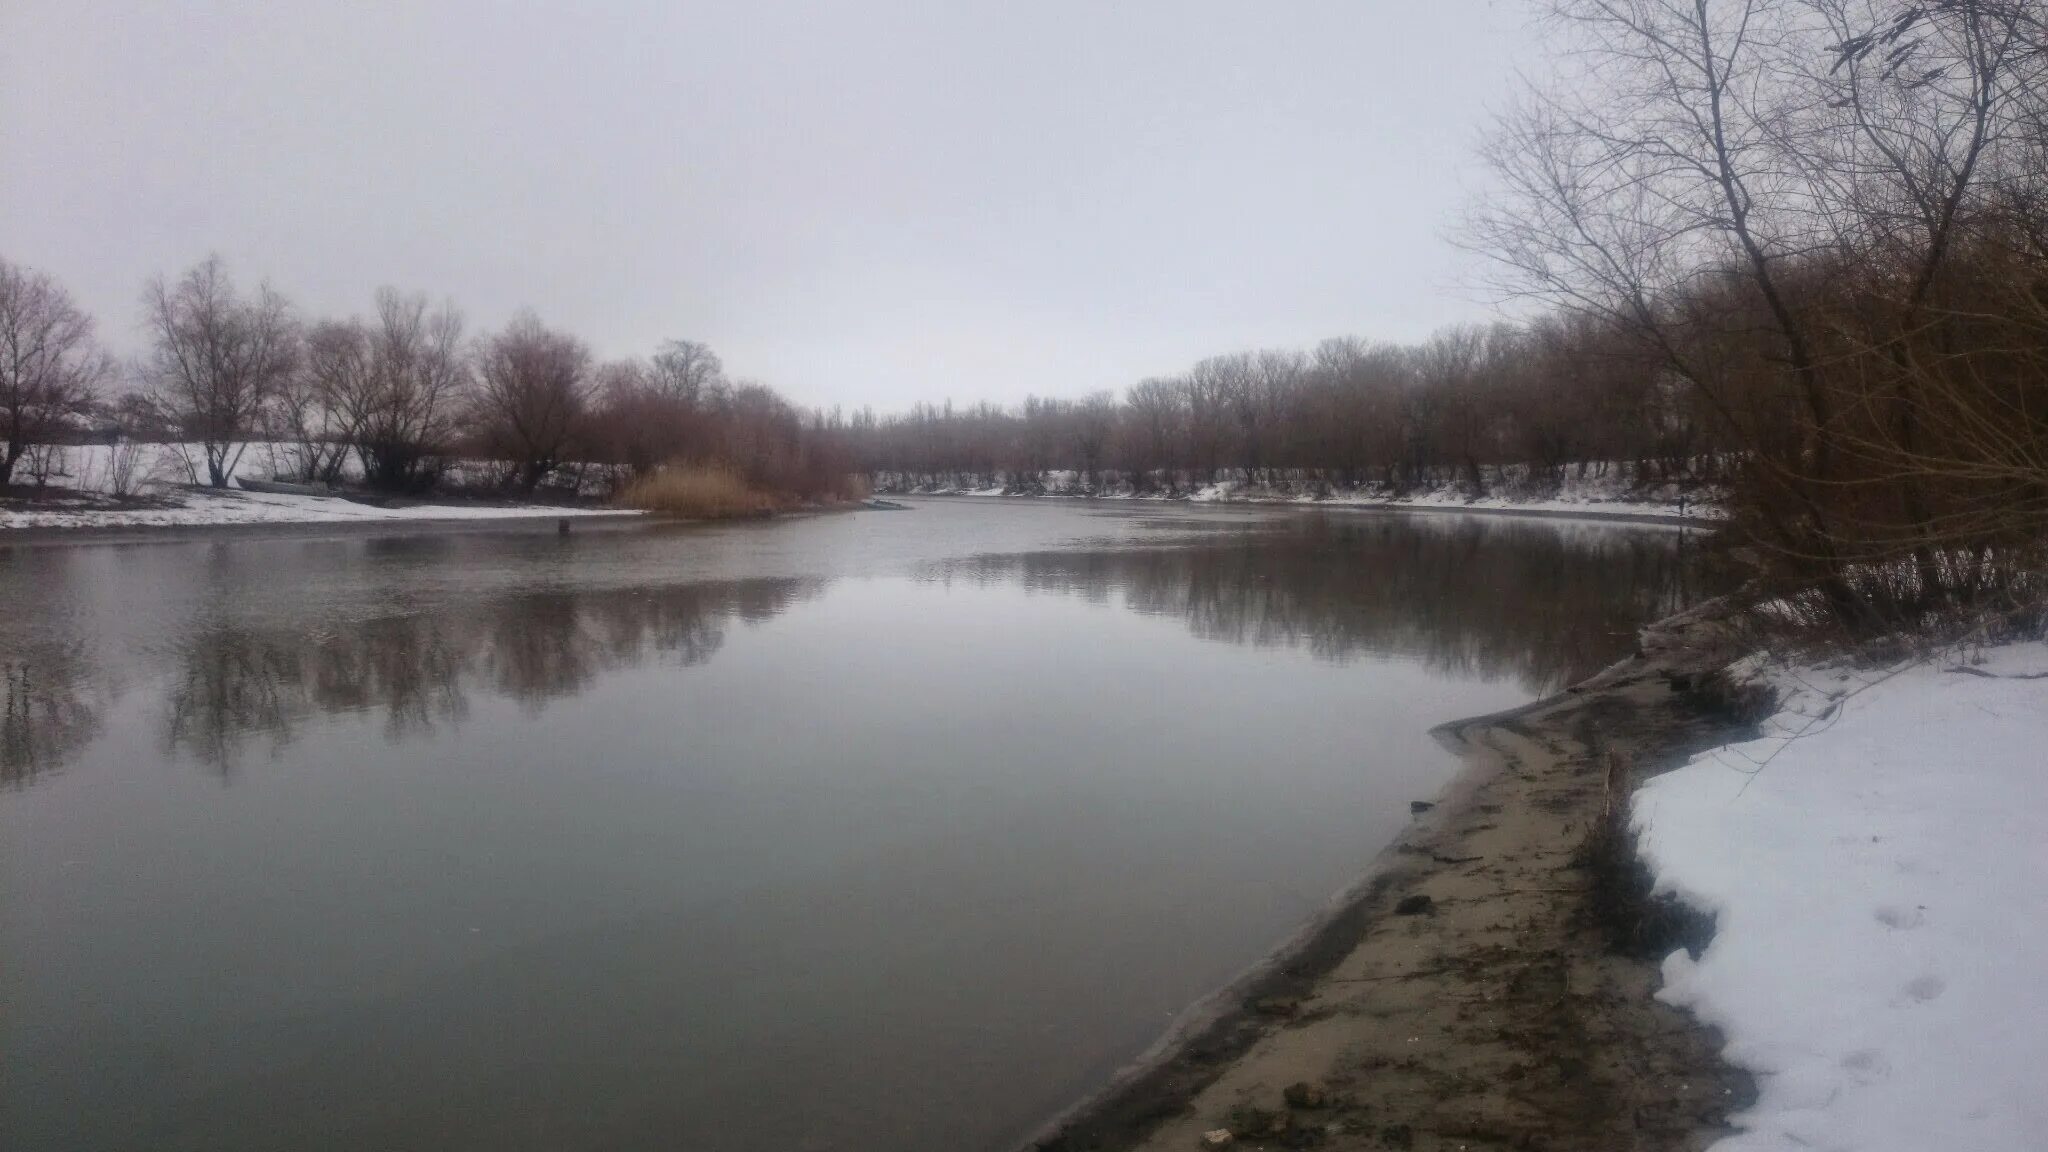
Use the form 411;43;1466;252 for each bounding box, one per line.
105;438;147;500
266;359;351;485
0;258;108;487
19;442;67;491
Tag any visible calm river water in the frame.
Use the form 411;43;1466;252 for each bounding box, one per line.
1;500;1702;1151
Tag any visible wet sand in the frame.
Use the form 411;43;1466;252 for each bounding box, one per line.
1030;602;1758;1152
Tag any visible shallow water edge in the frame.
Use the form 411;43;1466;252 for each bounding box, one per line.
1025;600;1758;1152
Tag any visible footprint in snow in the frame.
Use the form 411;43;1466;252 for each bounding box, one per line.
1873;905;1926;930
1838;1049;1891;1082
1899;974;1945;1004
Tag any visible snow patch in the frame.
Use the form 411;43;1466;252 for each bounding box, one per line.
2;489;641;530
3;442;641;531
1633;642;2048;1150
878;464;1722;522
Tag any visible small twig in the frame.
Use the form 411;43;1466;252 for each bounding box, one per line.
1328;966;1464;983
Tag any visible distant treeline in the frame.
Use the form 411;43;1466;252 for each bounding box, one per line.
842;318;1723;496
856;1;2048;634
0;257;854;501
7;2;2044;632
1469;0;2048;633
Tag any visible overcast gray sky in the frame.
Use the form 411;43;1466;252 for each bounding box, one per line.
1;1;1530;411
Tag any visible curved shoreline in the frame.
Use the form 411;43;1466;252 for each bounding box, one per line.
0;509;651;546
883;490;1720;529
1023;599;1756;1151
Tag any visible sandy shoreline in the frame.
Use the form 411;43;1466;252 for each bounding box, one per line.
1027;602;1758;1152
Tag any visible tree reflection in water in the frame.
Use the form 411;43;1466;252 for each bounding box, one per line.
1;642;101;790
920;514;1704;693
158;576;826;777
6;514;1703;785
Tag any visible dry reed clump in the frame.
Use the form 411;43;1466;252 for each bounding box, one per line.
616;465;781;519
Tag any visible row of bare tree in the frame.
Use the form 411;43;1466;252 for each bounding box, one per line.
853;0;2048;633
1471;0;2048;629
845;315;1720;496
0;255;850;498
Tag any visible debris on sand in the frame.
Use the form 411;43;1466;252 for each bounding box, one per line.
1392;894;1434;916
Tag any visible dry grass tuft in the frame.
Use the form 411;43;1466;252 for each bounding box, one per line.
617;465;782;519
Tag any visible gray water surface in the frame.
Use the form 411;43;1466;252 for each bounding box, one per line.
1;500;1701;1151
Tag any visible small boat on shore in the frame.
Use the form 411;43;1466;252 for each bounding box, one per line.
236;477;338;498
862;497;913;510
235;477;393;507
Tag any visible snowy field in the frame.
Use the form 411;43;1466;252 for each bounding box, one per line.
878;465;1723;523
1634;642;2048;1151
1;442;640;531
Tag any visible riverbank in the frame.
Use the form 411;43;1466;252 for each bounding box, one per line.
1030;601;1760;1152
876;466;1724;528
885;488;1717;528
908;490;1709;529
0;483;645;535
1632;638;2048;1150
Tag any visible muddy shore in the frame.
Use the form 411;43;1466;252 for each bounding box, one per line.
1027;602;1759;1152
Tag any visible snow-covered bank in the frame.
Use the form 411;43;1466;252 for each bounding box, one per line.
876;464;1724;524
1633;642;2048;1151
1;488;641;531
1;441;640;531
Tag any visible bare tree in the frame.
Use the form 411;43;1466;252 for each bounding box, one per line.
143;257;299;487
297;318;376;482
1072;391;1118;491
471;312;591;493
1123;377;1187;487
586;338;731;471
649;339;726;405
1464;0;2048;627
0;259;108;487
359;289;467;490
296;290;468;491
1249;349;1306;484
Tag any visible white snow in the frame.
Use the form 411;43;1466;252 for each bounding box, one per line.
1184;477;1720;522
2;489;641;530
1633;641;2048;1152
877;464;1722;523
2;441;640;531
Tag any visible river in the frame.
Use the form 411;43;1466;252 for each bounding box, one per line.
0;500;1703;1151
